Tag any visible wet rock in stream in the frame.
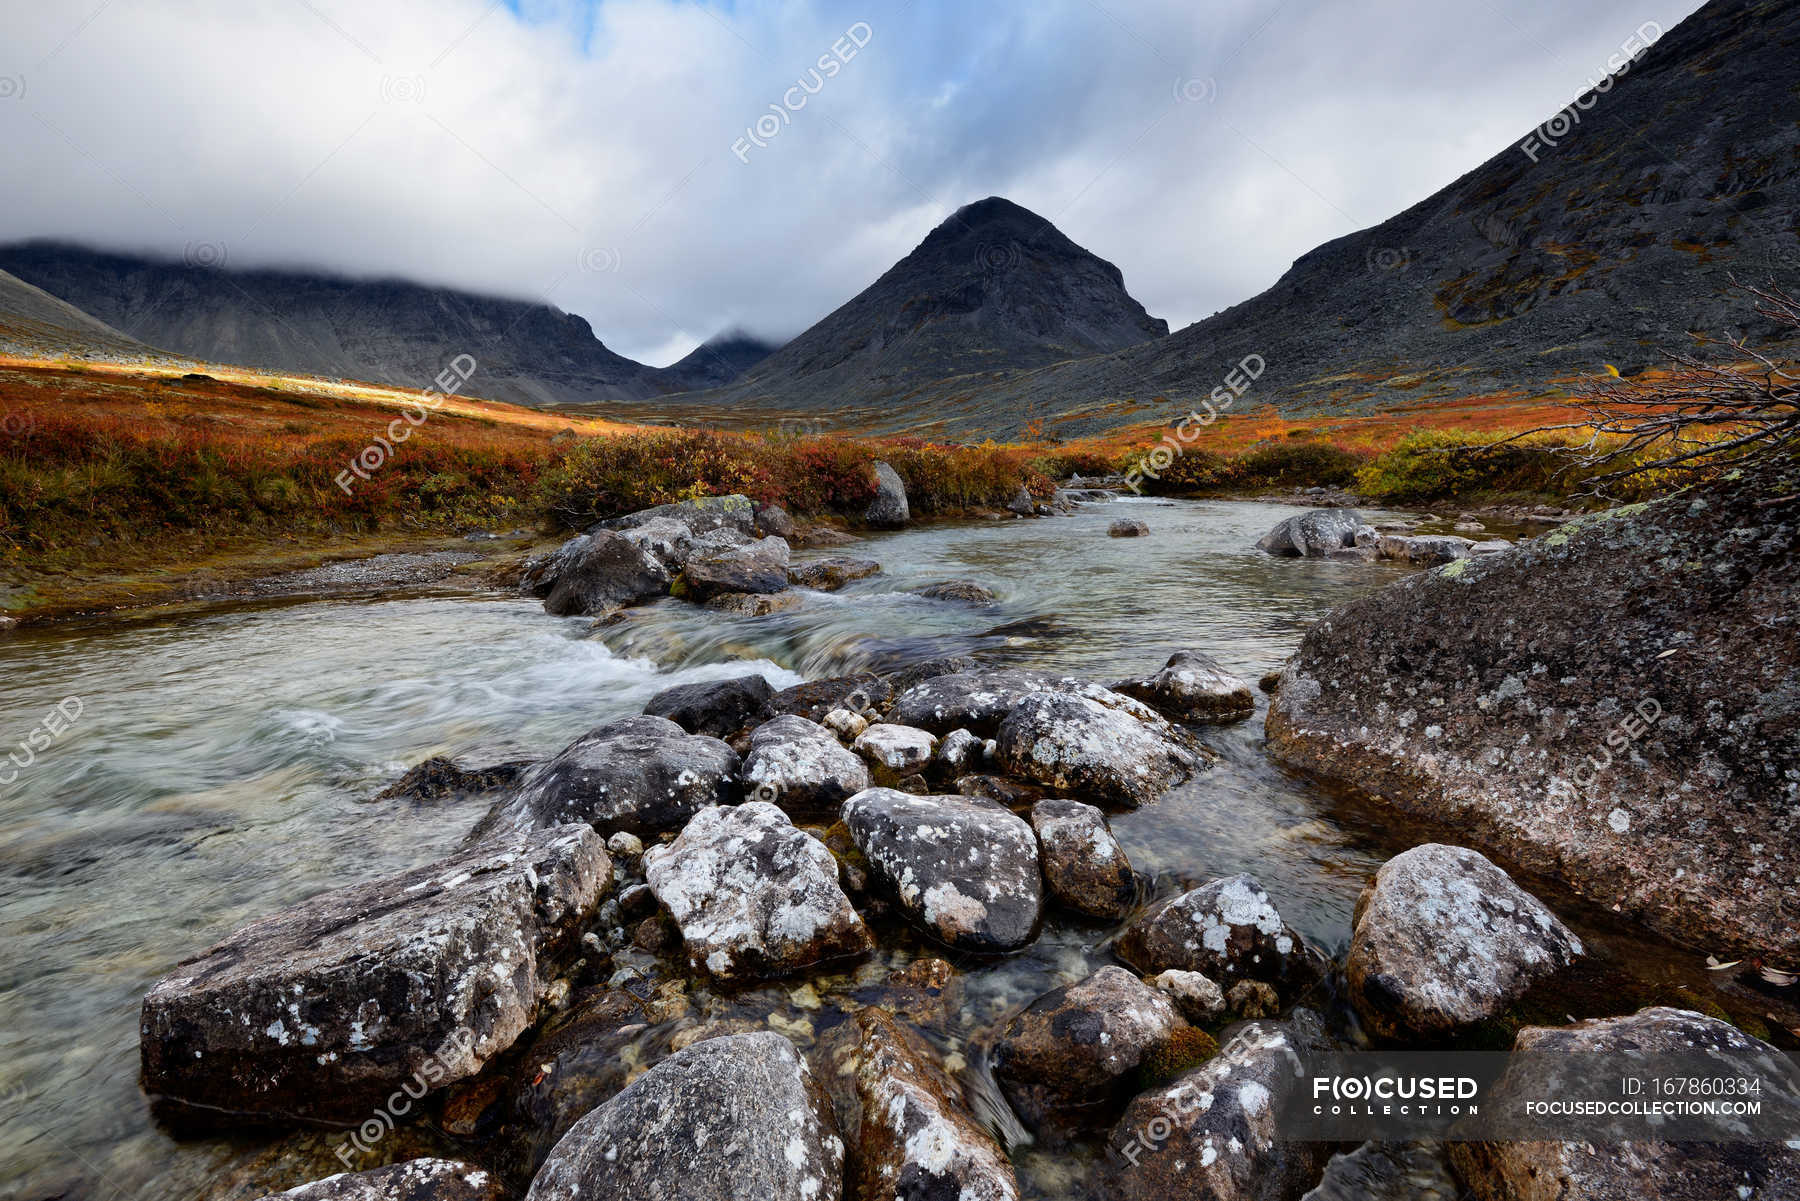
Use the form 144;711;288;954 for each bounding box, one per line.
1029;798;1136;920
1116;874;1322;997
642;673;776;741
742;714;871;818
250;1159;504;1201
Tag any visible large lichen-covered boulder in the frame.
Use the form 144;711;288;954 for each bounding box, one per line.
1117;874;1321;996
817;1008;1020;1201
865;461;910;528
643;802;873;983
1347;844;1584;1040
889;668;1150;737
141;825;610;1126
1255;508;1363;557
251;1160;504;1201
840;788;1043;952
599;494;758;538
541;530;671;616
642;674;776;740
1450;1008;1800;1201
995;690;1206;807
1106;1011;1335;1201
492;716;740;837
1267;479;1800;961
680;537;792;601
525;1031;844;1201
990;966;1189;1128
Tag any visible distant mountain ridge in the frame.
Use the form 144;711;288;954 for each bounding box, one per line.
919;0;1800;437
0;242;774;407
683;197;1169;413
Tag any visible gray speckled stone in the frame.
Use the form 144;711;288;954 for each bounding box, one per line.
525;1032;844;1201
252;1159;504;1201
493;716;739;837
994;690;1205;807
1029;798;1136;920
742;715;871;818
1117;874;1320;995
1347;844;1583;1039
644;802;872;982
841;788;1042;953
1113;650;1256;724
141;825;610;1125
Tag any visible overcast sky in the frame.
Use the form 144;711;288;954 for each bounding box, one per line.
1;0;1705;365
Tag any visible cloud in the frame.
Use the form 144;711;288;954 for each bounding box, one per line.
0;0;1705;364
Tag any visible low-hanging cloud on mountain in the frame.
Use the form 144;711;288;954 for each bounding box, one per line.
0;0;1702;365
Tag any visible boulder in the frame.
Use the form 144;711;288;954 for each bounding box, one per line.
789;557;882;591
1117;874;1320;996
519;535;593;598
1029;798;1136;920
251;1160;503;1201
376;757;531;802
932;728;986;776
770;674;892;724
865;461;910;528
705;590;804;616
912;580;998;604
644;803;873;983
841;789;1043;952
1147;970;1226;1023
1267;479;1800;961
1255;508;1363;557
599;494;757;538
1107;1011;1334;1201
680;537;791;600
1108;518;1150;538
994;690;1204;807
889;668;1162;738
1450;1008;1800;1201
1299;1143;1461;1201
1113;650;1256;723
853;723;939;773
755;503;795;539
1006;485;1037;517
141;825;610;1125
612;515;702;573
829;1008;1020;1201
741;715;871;818
642;674;776;740
542;531;671;616
524;1032;843;1201
991;966;1188;1128
1375;533;1474;565
1347;844;1584;1040
495;716;739;837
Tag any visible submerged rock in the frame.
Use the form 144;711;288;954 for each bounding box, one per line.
1107;1011;1335;1201
830;1008;1020;1201
542;530;671;616
642;674;776;740
912;579;999;604
1267;479;1800;961
1029;798;1136;920
1375;533;1473;565
1108;518;1150;537
644;802;872;983
991;966;1188;1128
525;1031;843;1201
1113;650;1256;723
1347;844;1583;1040
994;690;1204;807
705;590;804;616
376;757;531;802
251;1159;504;1201
680;536;791;601
788;557;882;591
1117;874;1320;996
141;825;609;1125
865;461;910;528
841;788;1043;952
742;715;871;817
495;716;739;837
1256;508;1363;557
1450;1007;1800;1200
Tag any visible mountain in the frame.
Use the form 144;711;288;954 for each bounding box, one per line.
0;266;174;363
685;197;1167;415
0;243;765;407
656;330;781;392
940;0;1800;437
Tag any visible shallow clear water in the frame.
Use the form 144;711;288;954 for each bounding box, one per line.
0;497;1431;1198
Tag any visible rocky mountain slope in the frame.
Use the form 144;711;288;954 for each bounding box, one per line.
684;197;1168;416
759;0;1800;438
0;243;769;407
660;330;780;391
0;266;175;363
